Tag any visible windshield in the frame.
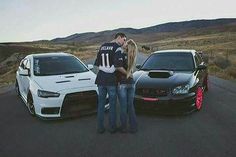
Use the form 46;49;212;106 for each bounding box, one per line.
33;55;88;76
141;52;194;71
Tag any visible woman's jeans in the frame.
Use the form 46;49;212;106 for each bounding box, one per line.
97;86;117;130
117;83;137;131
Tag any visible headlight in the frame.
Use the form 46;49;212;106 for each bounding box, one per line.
38;89;60;98
172;84;190;95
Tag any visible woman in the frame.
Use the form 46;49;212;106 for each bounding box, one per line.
115;39;138;133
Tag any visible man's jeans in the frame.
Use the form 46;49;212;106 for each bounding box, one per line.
117;83;137;131
97;86;117;130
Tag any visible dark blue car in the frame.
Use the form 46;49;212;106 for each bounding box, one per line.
134;49;208;114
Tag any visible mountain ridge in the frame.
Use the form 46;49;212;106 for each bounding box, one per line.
51;18;236;43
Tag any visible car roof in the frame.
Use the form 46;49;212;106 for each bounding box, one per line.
153;49;196;54
27;52;73;58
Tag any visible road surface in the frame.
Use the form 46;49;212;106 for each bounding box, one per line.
0;52;235;157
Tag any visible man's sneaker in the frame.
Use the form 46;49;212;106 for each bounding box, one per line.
118;127;128;133
97;128;105;134
129;128;138;134
108;128;117;134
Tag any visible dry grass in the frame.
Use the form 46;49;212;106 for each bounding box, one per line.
0;65;17;88
139;31;236;80
1;27;236;87
67;44;99;61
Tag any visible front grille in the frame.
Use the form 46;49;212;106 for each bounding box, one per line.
61;90;97;117
136;88;168;97
41;107;60;114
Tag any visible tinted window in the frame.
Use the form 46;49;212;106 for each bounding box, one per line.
141;52;194;71
33;56;88;76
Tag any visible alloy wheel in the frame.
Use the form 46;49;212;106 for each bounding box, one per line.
195;87;203;110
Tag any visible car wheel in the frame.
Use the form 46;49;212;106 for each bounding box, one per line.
15;80;20;96
195;87;203;111
204;76;209;92
27;94;35;116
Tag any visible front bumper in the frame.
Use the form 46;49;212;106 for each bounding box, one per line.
33;87;99;118
134;92;196;114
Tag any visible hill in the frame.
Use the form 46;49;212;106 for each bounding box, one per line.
0;18;236;87
51;18;236;44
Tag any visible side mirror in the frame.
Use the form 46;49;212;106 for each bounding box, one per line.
136;64;141;69
197;64;207;70
19;69;29;76
87;64;94;70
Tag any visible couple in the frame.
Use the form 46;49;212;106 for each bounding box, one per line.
94;32;138;134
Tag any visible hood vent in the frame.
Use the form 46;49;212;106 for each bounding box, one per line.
56;80;71;83
148;70;173;78
78;78;91;81
65;75;75;78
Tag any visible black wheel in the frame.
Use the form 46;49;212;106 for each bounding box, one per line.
204;76;209;92
27;94;35;116
15;80;20;96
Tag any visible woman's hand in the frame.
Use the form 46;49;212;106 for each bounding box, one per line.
127;73;133;79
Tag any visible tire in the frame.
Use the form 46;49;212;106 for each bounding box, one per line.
204;76;209;92
27;93;35;116
195;87;203;111
15;80;20;96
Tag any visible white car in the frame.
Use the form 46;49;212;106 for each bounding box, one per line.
15;52;106;119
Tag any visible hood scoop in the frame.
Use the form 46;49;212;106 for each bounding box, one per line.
148;70;173;78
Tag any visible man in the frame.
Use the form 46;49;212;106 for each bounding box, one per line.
94;32;127;134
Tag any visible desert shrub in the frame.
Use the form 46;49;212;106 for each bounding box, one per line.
208;65;221;74
78;47;88;51
201;53;209;64
6;61;13;66
142;45;150;51
213;56;231;69
226;67;236;79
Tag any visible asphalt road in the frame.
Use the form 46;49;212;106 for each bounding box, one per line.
0;53;236;157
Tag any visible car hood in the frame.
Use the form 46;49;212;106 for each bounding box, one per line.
33;71;96;92
134;70;194;89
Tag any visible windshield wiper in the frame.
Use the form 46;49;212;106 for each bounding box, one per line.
140;68;152;71
155;68;174;71
60;71;85;74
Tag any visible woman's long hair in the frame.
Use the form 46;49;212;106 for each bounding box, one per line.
126;39;137;78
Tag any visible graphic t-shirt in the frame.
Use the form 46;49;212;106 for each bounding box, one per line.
94;42;120;86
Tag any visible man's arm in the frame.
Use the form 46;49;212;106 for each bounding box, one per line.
94;52;99;67
116;67;127;75
94;46;103;67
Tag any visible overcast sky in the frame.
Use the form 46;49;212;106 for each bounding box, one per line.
0;0;235;42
